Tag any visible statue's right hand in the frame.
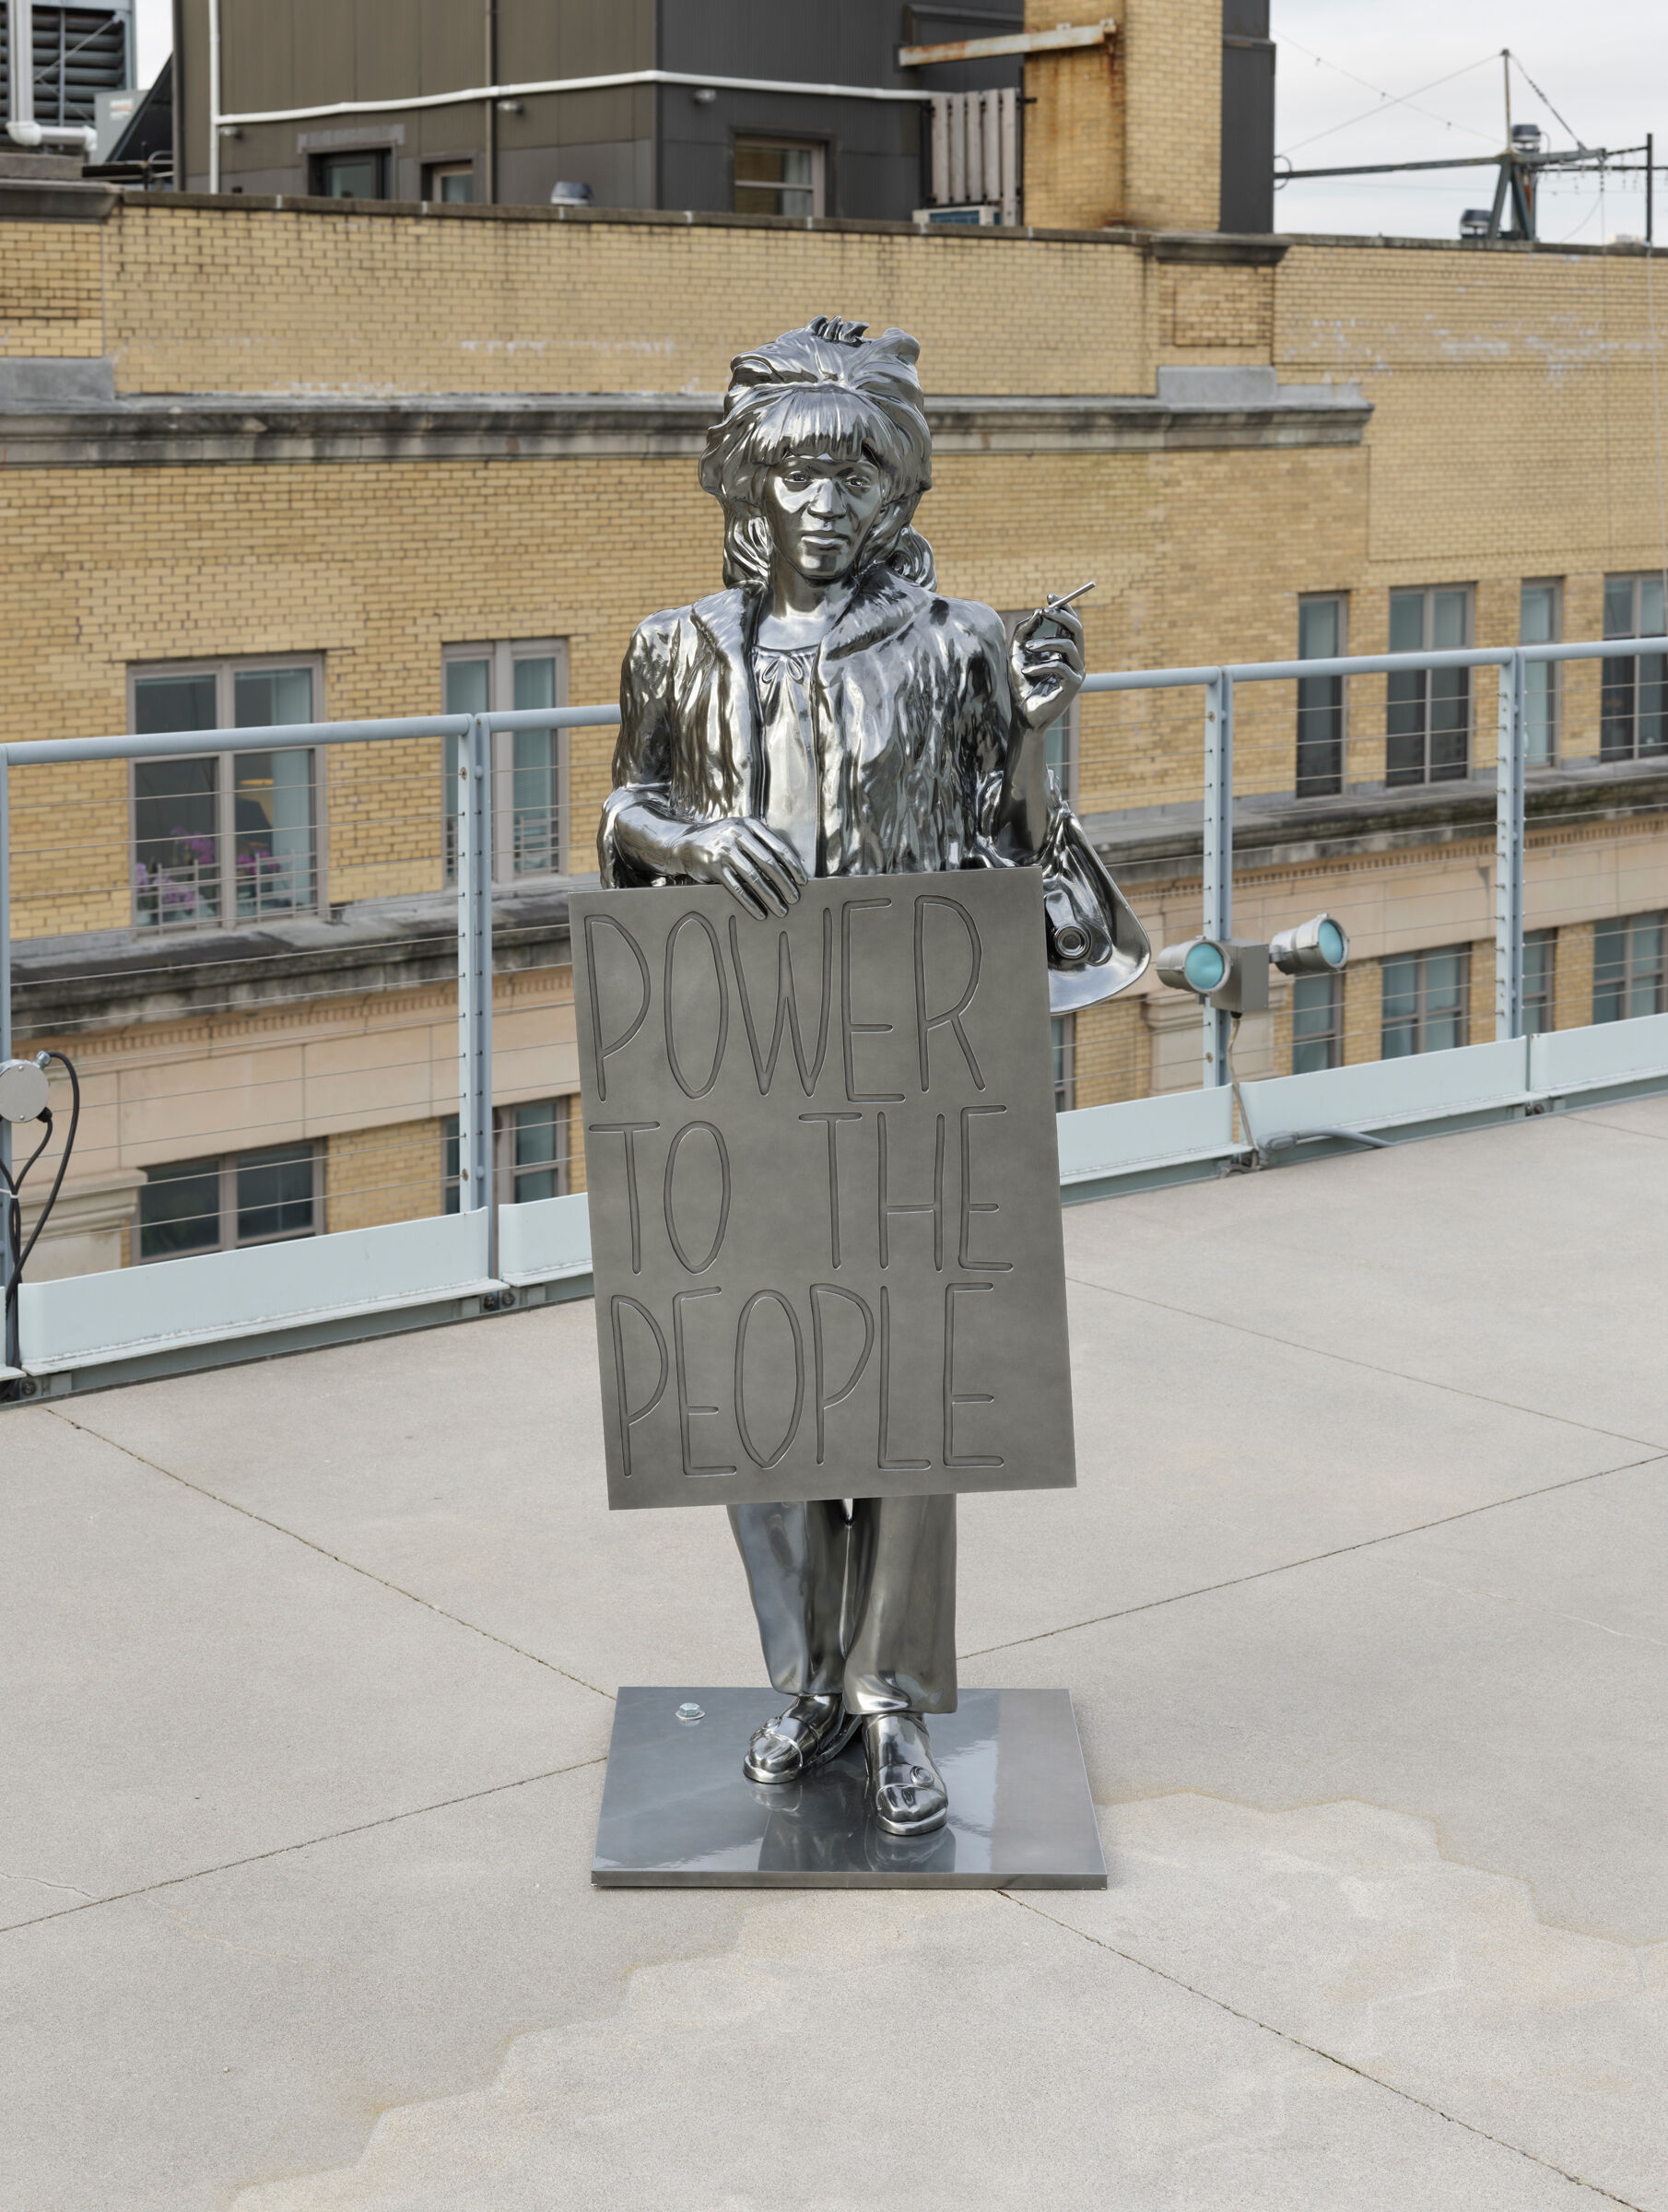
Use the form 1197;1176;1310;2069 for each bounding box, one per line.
674;817;806;920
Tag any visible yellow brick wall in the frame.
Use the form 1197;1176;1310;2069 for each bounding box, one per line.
1162;265;1274;359
1277;242;1667;576
1024;0;1221;233
1022;41;1125;232
0;223;104;356
88;202;1155;400
326;1116;448;1230
1342;957;1382;1067
1071;994;1150;1107
1554;922;1596;1030
6;196;1668;1161
322;1100;587;1230
7;759;132;939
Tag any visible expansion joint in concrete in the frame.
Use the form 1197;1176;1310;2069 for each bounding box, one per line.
1000;1891;1650;2211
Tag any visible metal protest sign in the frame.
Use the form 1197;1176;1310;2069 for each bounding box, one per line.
572;868;1076;1511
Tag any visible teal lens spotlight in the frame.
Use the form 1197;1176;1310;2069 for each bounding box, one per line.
1270;912;1350;977
1183;940;1226;992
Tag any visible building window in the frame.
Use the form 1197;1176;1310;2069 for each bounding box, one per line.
501;1098;571;1203
1381;946;1470;1057
1593;913;1665;1024
1290;971;1342;1073
1296;594;1346;797
1601;576;1667;761
444;1100;572;1212
130;660;321;932
1051;1015;1075;1112
442;641;569;884
1521;581;1561;765
424;162;475;203
734;138;825;219
1523;929;1556;1035
138;1143;320;1263
1386;586;1472;785
312;148;388;199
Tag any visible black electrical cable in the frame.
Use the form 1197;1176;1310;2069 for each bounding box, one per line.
3;1053;81;1364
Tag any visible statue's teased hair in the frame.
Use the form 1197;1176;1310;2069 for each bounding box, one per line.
699;315;935;592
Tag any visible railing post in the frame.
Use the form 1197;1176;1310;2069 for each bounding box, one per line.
1495;651;1526;1041
1202;671;1233;1086
456;713;494;1268
1;747;15;1369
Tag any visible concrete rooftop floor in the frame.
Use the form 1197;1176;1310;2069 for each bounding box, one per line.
6;1094;1668;2211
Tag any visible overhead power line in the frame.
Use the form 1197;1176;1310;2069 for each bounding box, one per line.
1276;44;1504;161
1504;49;1587;154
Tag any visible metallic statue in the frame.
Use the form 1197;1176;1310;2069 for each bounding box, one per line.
602;316;1147;1836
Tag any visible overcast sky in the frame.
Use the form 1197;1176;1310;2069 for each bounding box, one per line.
1272;0;1663;241
135;0;1662;243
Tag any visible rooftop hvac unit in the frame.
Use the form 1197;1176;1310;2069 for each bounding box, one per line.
927;88;1018;225
3;3;134;129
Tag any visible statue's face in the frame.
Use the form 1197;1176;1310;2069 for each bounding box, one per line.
761;452;889;583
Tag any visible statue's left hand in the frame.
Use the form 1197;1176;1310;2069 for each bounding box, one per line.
1009;604;1086;732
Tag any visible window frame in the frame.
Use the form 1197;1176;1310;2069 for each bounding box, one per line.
1380;944;1472;1058
1050;1013;1075;1113
1385;584;1474;787
441;638;570;885
423;159;476;204
496;1096;573;1206
1522;927;1556;1036
310;147;390;199
1520;579;1562;767
1296;592;1347;798
1289;968;1343;1073
732;135;828;219
445;1098;574;1212
1600;574;1668;762
136;1140;323;1264
1592;912;1666;1023
126;653;326;935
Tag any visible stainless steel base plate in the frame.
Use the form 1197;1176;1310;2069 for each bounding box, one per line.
592;1687;1107;1888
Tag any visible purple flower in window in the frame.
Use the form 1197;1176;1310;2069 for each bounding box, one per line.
169;828;217;870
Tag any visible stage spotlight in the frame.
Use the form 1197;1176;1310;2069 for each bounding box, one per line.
1269;912;1349;976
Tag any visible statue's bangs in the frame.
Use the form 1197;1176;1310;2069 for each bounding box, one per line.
741;385;901;477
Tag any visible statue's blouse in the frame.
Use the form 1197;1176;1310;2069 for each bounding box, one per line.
751;645;822;877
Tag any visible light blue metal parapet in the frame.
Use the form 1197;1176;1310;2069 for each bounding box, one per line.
3;642;1666;1395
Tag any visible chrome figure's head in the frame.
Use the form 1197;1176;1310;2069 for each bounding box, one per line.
699;317;935;594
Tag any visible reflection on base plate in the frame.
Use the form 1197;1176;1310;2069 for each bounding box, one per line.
592;1686;1106;1888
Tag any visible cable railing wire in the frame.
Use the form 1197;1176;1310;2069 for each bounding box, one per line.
3;639;1664;1284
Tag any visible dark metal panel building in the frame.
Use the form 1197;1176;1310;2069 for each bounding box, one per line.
1220;0;1275;235
175;0;1022;216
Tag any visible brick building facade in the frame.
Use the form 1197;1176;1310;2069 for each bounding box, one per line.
3;99;1666;1274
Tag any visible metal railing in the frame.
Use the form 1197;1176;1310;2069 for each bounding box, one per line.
1080;634;1668;1081
3;646;1667;1394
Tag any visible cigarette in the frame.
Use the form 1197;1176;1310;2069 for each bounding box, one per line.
1043;581;1096;613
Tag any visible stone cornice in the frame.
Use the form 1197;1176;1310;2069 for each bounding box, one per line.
9;882;578;1038
1088;761;1668;889
0;387;1371;467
